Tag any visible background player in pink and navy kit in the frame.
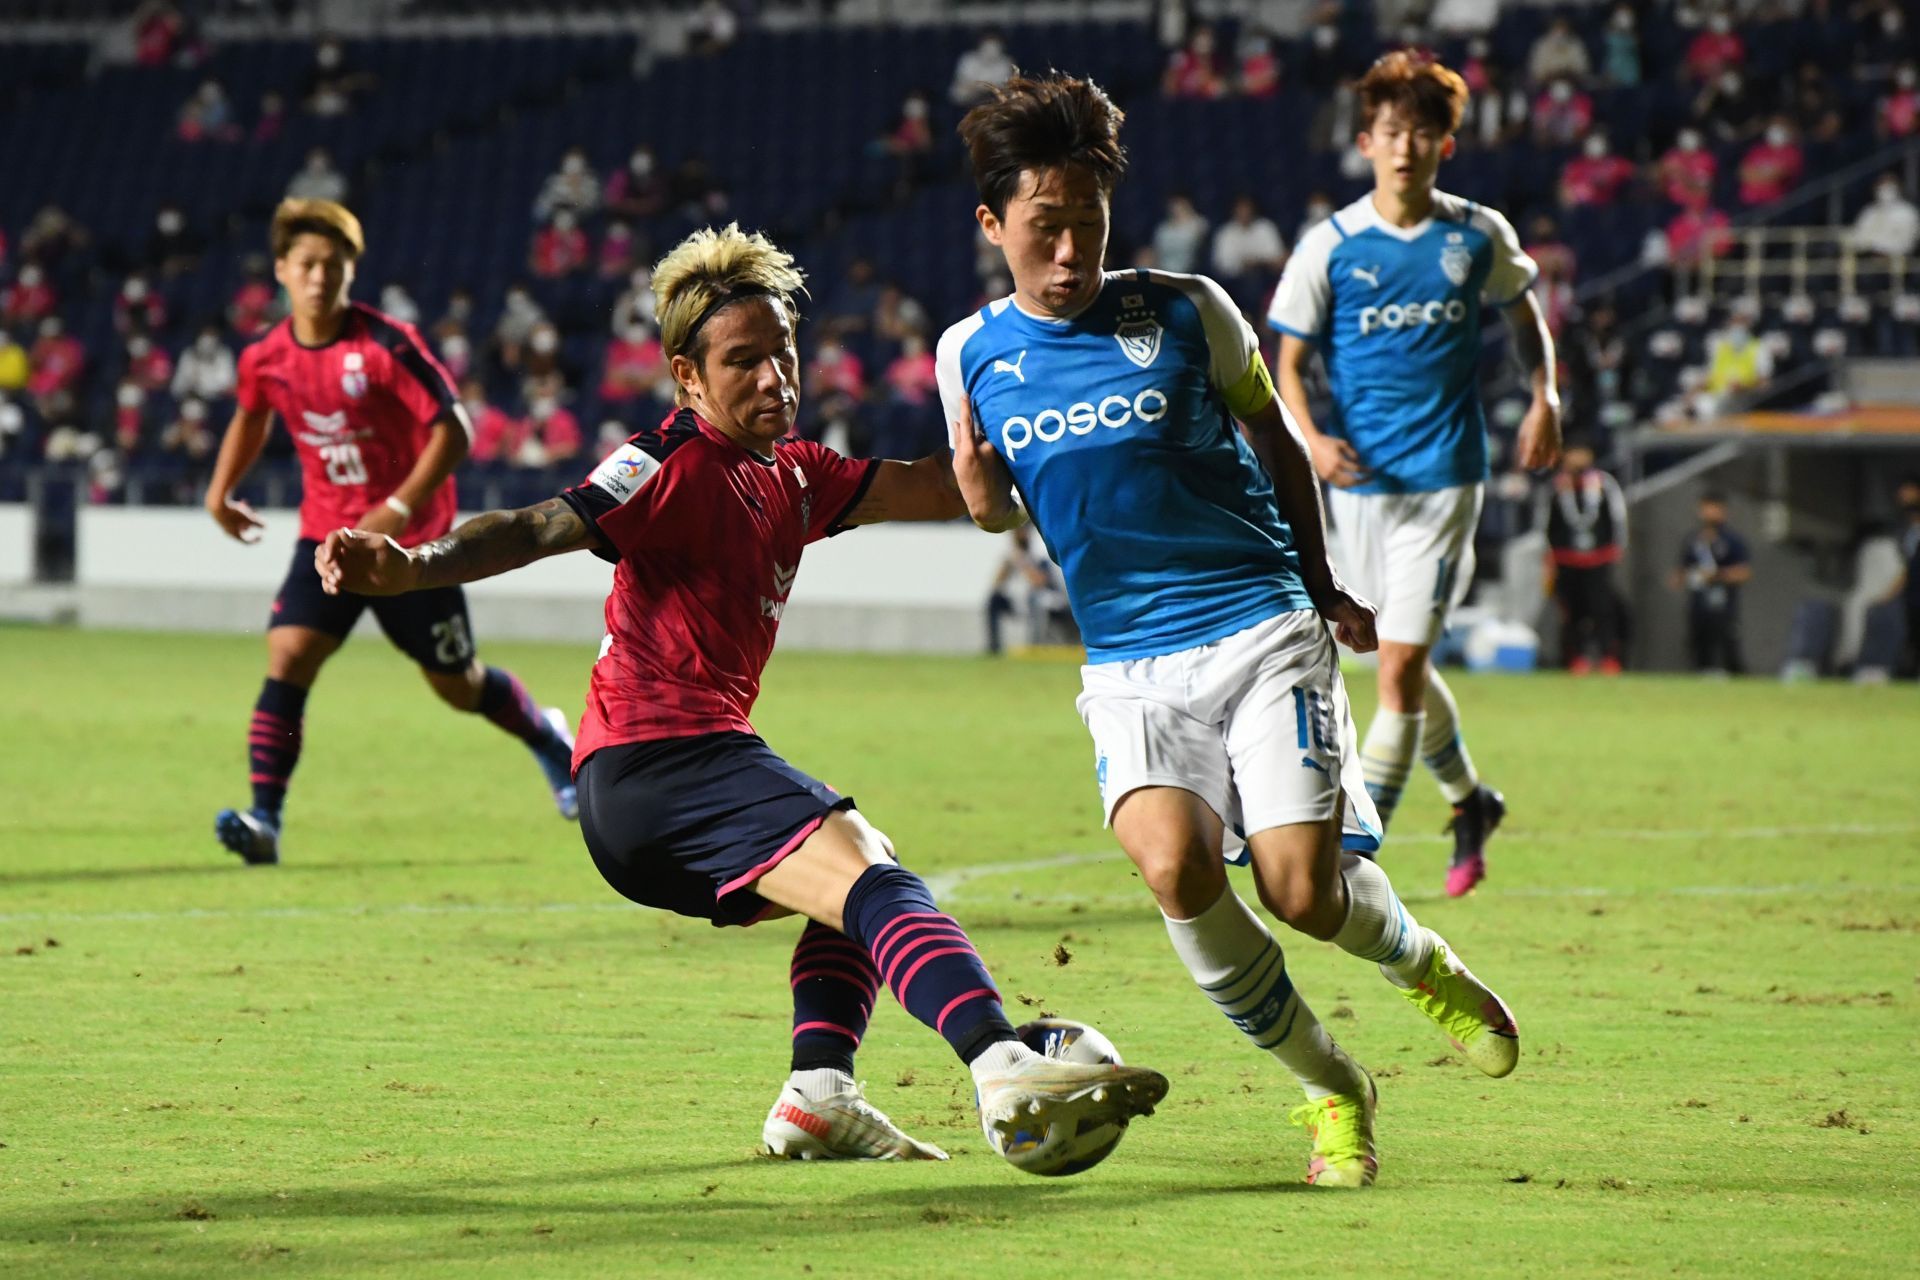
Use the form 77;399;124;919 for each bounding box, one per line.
202;198;577;866
315;223;1169;1169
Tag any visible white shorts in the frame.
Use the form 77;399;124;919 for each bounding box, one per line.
1076;610;1383;864
1326;483;1484;648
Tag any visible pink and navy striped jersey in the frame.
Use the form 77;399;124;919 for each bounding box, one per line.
236;303;464;547
559;408;876;764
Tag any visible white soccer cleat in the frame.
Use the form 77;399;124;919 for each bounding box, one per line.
760;1078;948;1161
975;1052;1169;1171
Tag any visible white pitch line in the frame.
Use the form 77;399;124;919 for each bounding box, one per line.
3;821;1915;927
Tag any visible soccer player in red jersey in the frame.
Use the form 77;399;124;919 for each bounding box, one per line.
316;224;1169;1170
203;199;577;866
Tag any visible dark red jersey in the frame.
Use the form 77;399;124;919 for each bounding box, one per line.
559;408;877;765
237;302;464;547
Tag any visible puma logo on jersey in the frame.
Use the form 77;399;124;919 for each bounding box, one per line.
992;350;1028;382
301;410;349;436
1350;265;1381;289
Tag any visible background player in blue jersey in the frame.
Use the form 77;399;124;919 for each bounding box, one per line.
942;72;1519;1189
1268;52;1563;899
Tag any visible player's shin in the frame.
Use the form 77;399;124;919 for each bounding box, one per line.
788;919;879;1084
837;863;1018;1065
246;677;307;818
475;666;556;746
1330;852;1434;986
1419;670;1480;804
1358;709;1423;828
1163;887;1364;1098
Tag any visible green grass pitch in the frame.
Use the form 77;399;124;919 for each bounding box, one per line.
2;627;1916;1278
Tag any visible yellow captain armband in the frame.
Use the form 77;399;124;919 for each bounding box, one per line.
1222;348;1278;419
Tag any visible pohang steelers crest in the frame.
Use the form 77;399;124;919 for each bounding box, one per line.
1440;237;1473;288
1115;318;1163;369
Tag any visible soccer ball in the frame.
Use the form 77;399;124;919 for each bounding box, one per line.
990;1018;1133;1177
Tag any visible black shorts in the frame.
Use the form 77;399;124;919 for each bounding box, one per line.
577;733;854;928
271;538;476;674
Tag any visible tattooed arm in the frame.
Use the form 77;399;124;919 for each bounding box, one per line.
314;497;603;597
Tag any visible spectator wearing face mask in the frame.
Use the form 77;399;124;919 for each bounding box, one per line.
951;31;1014;106
535;147;601;222
228;255;278;337
1527;16;1591;87
599;321;668;405
599;221;640;280
159;396;216;466
1705;305;1771;401
146;205;202;278
883;333;937;407
1658;128;1717;208
1237;29;1280;97
1852;173;1920;258
1;264;56;330
1532;77;1594;147
519;321;567;385
1738;118;1804;207
1560;132;1635;207
286;147;348;203
1880;62;1919;141
605;146;667;220
1296;191;1335;242
513;393;582;468
1163;24;1226;99
123;334;172;393
462;378;519;464
492;284;549;374
114;379;149;453
531;210;590;279
1600;5;1640;87
1697;69;1762;144
172;324;237;402
1152;193;1210;274
1670;491;1751;675
114;274;167;337
1683;12;1744;85
28;317;85;420
613;267;658;333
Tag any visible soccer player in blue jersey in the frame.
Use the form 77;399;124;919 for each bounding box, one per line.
941;73;1519;1189
1268;52;1563;898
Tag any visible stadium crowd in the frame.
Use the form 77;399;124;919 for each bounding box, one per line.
0;0;1915;523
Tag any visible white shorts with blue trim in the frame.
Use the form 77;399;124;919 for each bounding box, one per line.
1076;609;1383;863
1326;482;1483;648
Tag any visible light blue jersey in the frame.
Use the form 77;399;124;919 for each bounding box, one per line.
937;270;1314;663
1267;191;1537;495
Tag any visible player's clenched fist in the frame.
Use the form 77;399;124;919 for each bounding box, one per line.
315;527;418;596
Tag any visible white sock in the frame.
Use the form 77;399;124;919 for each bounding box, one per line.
789;1066;856;1102
1332;852;1434;987
1163;888;1362;1099
967;1038;1038;1086
1360;708;1423;829
1420;671;1480;805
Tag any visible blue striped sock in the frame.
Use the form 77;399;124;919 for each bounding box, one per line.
1164;890;1360;1099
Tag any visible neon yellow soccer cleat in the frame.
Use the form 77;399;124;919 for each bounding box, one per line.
1398;936;1520;1078
1289;1071;1378;1189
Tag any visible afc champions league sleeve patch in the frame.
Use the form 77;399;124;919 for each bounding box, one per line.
587;442;662;504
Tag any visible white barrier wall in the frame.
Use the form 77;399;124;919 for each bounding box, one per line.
0;505;32;585
72;508;1010;653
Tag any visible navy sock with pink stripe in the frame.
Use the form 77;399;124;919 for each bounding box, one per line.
788;920;880;1075
839;863;1017;1065
247;678;308;820
476;666;557;749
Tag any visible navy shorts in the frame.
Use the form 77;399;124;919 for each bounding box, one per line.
577;732;854;927
272;537;477;674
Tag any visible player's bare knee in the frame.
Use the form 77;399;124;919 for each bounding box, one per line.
827;808;896;867
425;663;484;711
1128;838;1224;918
1255;871;1343;939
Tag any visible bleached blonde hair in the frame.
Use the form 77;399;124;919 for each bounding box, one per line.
652;224;808;380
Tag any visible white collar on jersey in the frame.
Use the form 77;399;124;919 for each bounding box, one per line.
1335;190;1468;244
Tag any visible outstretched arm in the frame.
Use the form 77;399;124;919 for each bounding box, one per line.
315;496;600;596
841;454;970;526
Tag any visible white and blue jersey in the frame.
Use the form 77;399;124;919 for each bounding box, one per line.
1266;191;1537;496
937;270;1314;663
